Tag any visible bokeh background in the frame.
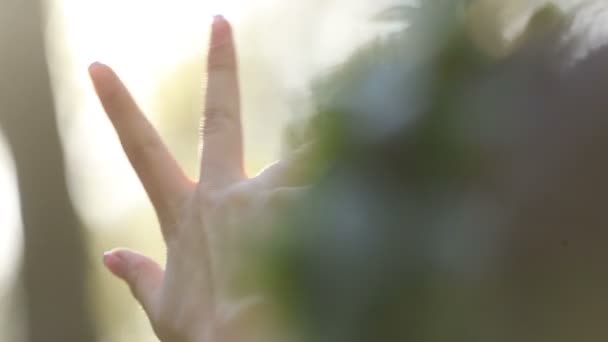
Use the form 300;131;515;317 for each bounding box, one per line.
0;0;604;341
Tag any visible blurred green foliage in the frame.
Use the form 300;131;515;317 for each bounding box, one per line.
249;1;608;342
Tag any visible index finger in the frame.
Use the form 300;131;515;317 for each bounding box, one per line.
89;63;193;230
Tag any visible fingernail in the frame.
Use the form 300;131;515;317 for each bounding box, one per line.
103;250;125;276
211;15;230;47
88;61;105;73
88;62;110;87
103;250;113;262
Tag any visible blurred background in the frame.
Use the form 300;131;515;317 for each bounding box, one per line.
0;0;405;341
0;0;606;341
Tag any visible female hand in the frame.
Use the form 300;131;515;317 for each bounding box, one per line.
90;16;303;342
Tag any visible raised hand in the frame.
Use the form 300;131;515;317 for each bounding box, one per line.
90;16;303;342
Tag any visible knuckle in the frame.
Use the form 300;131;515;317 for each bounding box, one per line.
222;183;253;206
201;107;232;136
207;54;236;72
195;184;219;205
159;190;195;232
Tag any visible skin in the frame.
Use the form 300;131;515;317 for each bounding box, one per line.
90;16;296;342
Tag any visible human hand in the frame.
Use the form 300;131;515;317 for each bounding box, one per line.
90;15;304;342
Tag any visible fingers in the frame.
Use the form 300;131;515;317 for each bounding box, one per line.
221;185;310;218
200;15;245;187
103;249;164;319
253;144;316;189
89;63;193;231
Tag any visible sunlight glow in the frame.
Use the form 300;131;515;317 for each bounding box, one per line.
0;134;22;295
47;0;394;228
48;0;265;225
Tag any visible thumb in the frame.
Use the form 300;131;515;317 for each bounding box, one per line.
103;249;164;317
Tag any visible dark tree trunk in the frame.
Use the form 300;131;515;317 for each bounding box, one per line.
0;1;97;341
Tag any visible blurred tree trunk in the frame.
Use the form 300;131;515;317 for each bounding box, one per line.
0;1;97;342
